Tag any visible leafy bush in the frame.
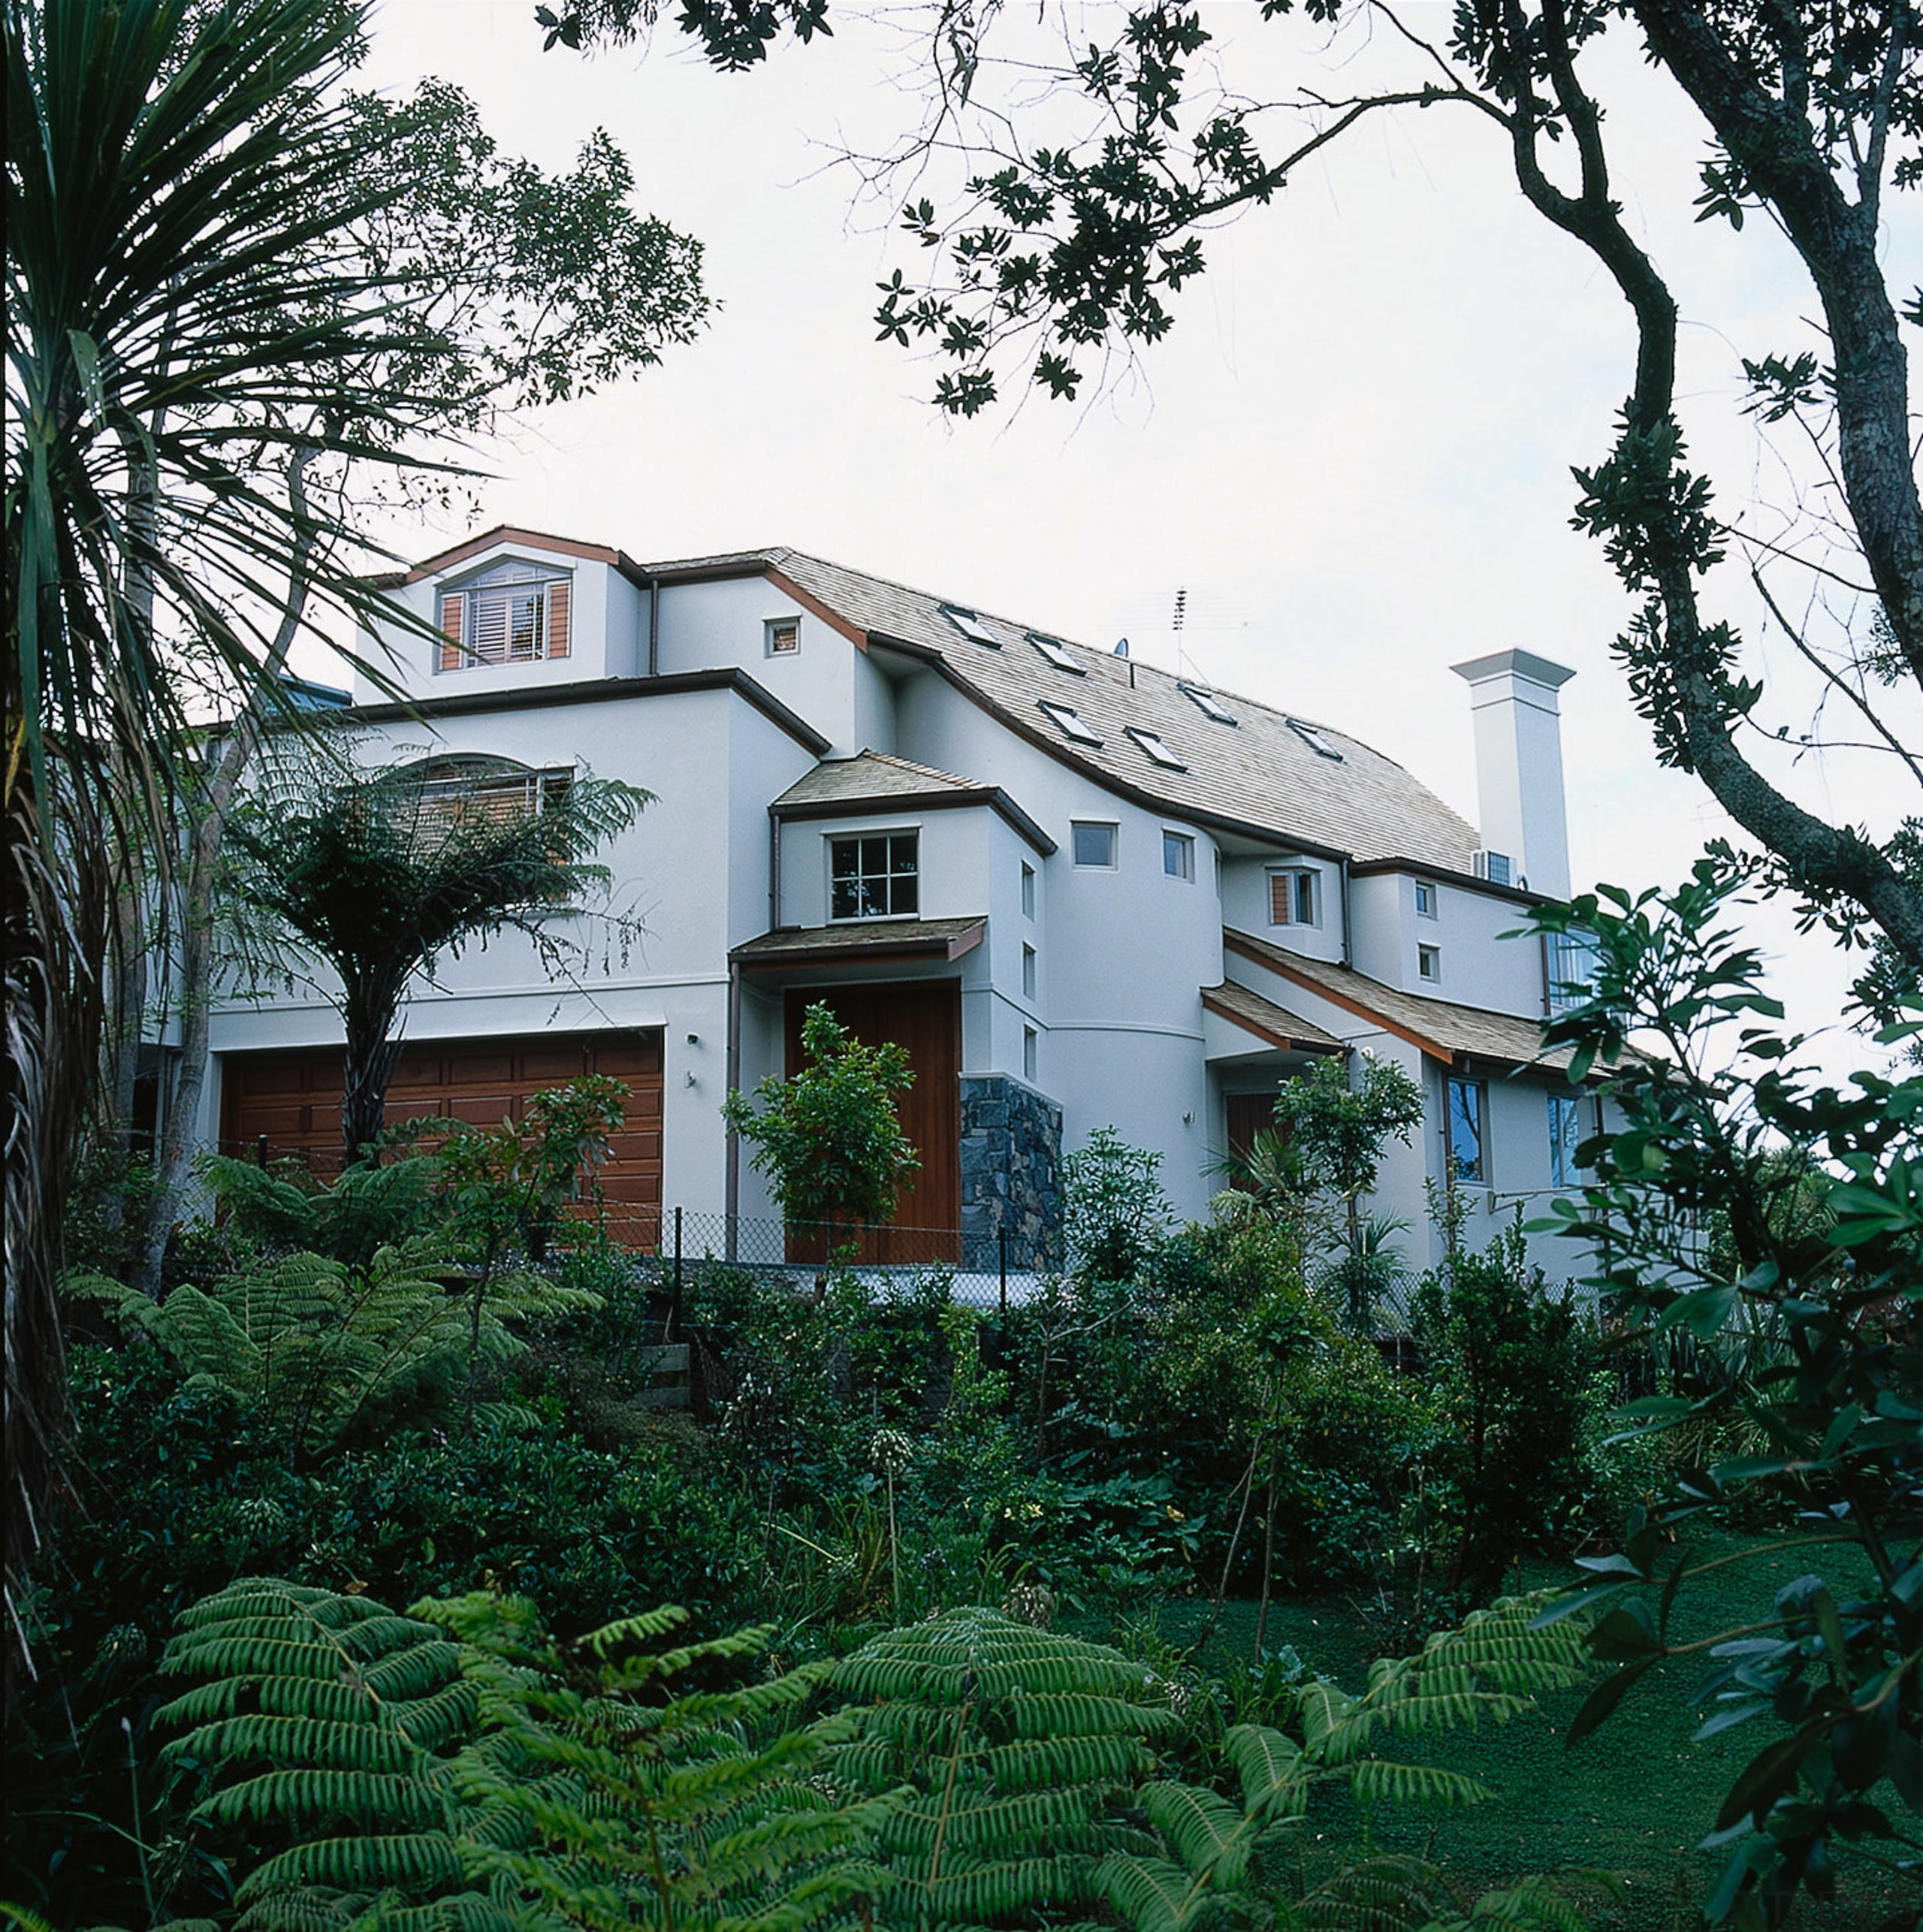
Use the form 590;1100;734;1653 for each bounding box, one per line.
1410;1219;1592;1601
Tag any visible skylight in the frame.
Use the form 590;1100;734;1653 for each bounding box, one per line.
1286;716;1344;761
1027;632;1084;675
1038;700;1102;746
940;605;1001;648
1179;681;1236;726
1125;726;1186;771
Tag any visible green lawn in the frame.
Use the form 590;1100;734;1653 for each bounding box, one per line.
1133;1535;1914;1930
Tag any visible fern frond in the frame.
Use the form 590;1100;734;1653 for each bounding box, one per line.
1222;1723;1306;1817
1345;1760;1494;1809
1297;1852;1455;1932
1139;1782;1251;1891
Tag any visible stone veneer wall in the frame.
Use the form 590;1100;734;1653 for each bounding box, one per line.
958;1074;1064;1273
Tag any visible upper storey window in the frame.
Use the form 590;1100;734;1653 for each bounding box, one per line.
438;560;572;672
830;832;919;919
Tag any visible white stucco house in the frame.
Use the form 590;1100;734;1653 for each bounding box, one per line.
201;524;1607;1280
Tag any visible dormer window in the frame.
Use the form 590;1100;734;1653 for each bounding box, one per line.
941;605;1001;647
1027;632;1084;674
1179;681;1236;726
438;560;571;672
1125;726;1185;771
1039;700;1102;746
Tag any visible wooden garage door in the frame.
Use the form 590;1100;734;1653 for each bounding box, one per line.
784;981;961;1262
220;1031;663;1230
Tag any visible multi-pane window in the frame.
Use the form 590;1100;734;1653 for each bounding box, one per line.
1545;928;1602;1014
438;561;571;671
1164;831;1195;880
1548;1091;1594;1186
1072;821;1117;868
829;832;918;919
1447;1076;1487;1184
1269;867;1317;927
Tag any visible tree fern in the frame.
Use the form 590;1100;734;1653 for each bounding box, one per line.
829;1605;1176;1930
159;1579;886;1930
71;1239;595;1451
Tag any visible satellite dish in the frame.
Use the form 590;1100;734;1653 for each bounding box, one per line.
1113;637;1130;657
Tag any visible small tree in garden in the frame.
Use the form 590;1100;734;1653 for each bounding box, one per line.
1253;1054;1423;1328
723;1001;919;1239
226;752;649;1167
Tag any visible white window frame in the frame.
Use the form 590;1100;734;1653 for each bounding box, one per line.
1446;1076;1488;1185
1021;942;1037;999
439;560;572;672
1414;880;1439;919
827;828;919;921
1268;865;1318;928
1022;1026;1039;1082
1020;861;1036;919
765;616;801;657
1417;943;1441;983
1071;820;1118;869
1163;830;1195;881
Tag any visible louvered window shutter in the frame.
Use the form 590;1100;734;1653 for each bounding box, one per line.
438;593;464;672
1269;874;1292;925
546;579;570;658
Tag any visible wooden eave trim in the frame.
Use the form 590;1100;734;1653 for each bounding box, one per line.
346;668;831;756
395;525;627;585
765;564;868;650
1200;989;1344;1056
864;631;1352;865
732;919;986;971
772;785;1058;857
1347;856;1546;907
1222;931;1452;1061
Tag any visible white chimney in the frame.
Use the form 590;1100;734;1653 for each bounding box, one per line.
1449;649;1576;900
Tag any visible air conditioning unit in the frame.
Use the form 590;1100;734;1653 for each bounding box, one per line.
1473;849;1514;887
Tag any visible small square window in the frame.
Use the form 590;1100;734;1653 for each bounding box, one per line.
1269;868;1317;928
1022;943;1037;1000
1023;1026;1038;1083
1478;850;1514;887
1163;831;1195;881
1447;1076;1487;1183
1020;862;1036;919
1040;700;1103;747
1417;944;1441;983
829;830;918;919
1414;880;1438;919
1072;822;1117;868
765;617;800;657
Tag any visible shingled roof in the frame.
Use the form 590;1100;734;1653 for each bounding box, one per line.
759;548;1480;871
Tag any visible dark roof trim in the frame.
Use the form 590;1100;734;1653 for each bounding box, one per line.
377;524;645;588
765;563;868;650
732;918;986;970
345;668;831;756
1222;931;1452;1061
864;632;1354;865
774;785;1057;857
1200;987;1345;1056
1348;856;1547;908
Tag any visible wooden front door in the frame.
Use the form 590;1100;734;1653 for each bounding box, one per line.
783;981;961;1261
220;1031;664;1239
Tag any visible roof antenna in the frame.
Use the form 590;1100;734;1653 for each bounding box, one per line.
1171;587;1187;635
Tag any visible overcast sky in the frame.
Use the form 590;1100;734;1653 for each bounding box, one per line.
345;0;1920;1074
